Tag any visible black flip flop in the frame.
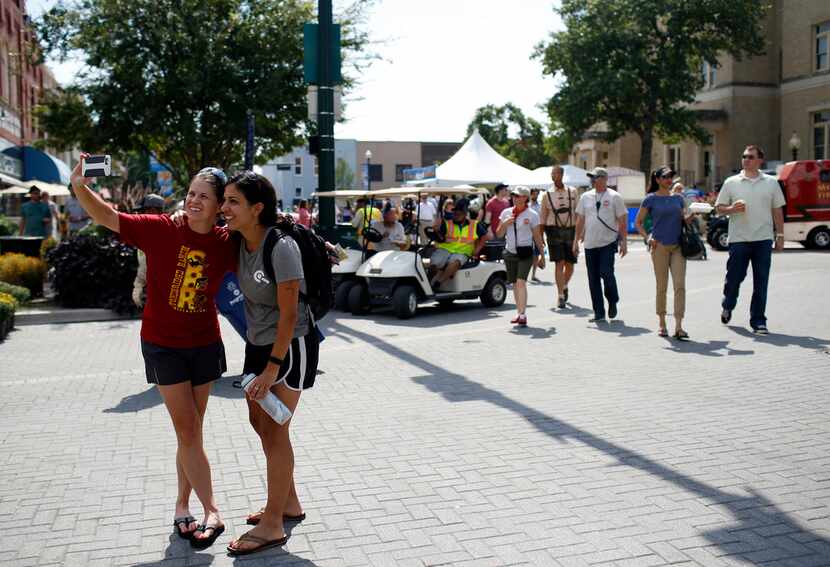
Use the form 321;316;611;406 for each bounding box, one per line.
190;523;225;549
674;330;690;341
173;516;197;540
227;533;289;556
246;512;306;525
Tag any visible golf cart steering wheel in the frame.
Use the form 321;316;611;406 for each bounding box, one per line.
423;226;440;243
363;227;384;243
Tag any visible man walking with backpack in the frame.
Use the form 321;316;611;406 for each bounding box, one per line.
573;167;628;322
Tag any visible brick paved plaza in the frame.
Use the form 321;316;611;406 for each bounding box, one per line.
1;244;829;567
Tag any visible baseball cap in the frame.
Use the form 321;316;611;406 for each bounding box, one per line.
655;166;676;178
494;183;509;192
587;167;608;179
139;194;165;210
454;197;470;212
510;186;531;197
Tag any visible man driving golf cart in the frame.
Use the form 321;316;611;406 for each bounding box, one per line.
365;204;408;253
429;197;489;289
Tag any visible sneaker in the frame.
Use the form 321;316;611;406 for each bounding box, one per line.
753;325;769;335
721;309;732;324
531;276;542;283
558;297;566;309
589;315;606;323
608;302;618;319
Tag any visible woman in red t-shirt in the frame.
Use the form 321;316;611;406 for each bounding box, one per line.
70;156;236;550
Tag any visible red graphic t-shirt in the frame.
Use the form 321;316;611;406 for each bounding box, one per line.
485;197;510;235
119;214;237;348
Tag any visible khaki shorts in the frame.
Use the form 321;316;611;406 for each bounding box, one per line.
431;248;469;269
503;251;533;283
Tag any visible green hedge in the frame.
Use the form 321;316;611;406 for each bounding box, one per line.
0;281;31;303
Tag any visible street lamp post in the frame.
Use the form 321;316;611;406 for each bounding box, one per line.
789;131;801;162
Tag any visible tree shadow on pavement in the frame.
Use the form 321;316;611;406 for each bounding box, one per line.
660;337;755;357
103;375;245;413
728;326;830;351
330;322;830;565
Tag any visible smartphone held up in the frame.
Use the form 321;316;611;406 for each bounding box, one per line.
81;155;112;177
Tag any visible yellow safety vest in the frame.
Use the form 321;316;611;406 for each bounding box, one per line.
356;206;381;236
437;220;478;256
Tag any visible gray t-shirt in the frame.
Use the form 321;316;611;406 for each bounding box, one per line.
575;188;627;249
238;228;309;345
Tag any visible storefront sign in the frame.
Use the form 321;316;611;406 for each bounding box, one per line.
0;153;22;178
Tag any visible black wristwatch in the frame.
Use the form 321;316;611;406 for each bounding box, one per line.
268;355;283;366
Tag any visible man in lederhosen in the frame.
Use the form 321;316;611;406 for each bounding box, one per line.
540;165;579;309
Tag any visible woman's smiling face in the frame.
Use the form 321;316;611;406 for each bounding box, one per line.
184;178;221;223
220;184;261;231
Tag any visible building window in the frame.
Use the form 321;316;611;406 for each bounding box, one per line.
668;146;681;172
817;21;830;72
295;187;302;196
701;61;717;88
814;110;830;160
368;164;383;183
704;151;712;178
294;156;302;176
395;164;412;183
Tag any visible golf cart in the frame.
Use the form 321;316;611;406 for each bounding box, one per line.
313;189;382;311
346;186;508;319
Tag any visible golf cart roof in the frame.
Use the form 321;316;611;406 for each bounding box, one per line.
312;190;370;198
367;186;488;198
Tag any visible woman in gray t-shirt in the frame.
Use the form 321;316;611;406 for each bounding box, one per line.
220;172;318;555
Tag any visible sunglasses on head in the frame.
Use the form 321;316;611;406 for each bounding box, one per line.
198;166;228;184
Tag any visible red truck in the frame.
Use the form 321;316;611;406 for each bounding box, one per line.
778;160;830;249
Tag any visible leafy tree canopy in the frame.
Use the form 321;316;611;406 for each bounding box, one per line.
534;0;769;173
35;0;373;190
466;103;553;170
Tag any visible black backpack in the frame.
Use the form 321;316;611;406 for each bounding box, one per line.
262;221;333;323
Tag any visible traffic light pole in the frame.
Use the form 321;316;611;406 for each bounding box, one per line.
317;0;336;230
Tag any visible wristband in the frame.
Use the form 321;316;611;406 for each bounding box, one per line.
775;233;784;238
268;355;283;366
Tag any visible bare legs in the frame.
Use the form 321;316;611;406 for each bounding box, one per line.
513;278;528;314
158;382;222;540
230;383;303;552
554;260;574;301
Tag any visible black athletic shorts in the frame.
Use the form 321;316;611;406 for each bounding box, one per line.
243;331;320;392
545;226;578;264
141;340;227;387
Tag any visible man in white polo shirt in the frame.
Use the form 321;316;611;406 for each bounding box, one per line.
715;144;785;334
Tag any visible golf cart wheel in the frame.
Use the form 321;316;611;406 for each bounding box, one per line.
348;282;370;315
807;227;830;250
711;227;729;251
334;280;355;311
481;275;507;307
392;285;418;319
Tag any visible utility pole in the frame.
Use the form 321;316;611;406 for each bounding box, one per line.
317;0;336;231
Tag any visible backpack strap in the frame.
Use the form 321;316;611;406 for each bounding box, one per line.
262;226;310;304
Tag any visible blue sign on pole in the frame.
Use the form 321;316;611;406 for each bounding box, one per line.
402;165;437;184
149;155;174;196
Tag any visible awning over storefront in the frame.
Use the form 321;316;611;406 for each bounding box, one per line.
1;146;72;185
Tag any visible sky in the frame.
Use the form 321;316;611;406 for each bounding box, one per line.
26;0;563;144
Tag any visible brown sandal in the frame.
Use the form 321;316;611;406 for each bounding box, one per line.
227;532;288;556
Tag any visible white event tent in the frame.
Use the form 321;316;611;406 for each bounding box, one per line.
409;130;536;186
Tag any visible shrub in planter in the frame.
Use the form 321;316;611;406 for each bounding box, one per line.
0;253;46;296
40;236;58;259
46;234;139;314
0;291;15;340
0;215;17;237
0;281;30;303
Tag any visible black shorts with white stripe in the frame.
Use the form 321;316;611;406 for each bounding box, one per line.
243;331;320;391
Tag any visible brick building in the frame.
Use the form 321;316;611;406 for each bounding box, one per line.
570;0;830;191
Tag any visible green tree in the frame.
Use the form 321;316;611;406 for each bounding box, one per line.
534;0;769;174
465;103;551;170
335;158;355;190
34;0;373;192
